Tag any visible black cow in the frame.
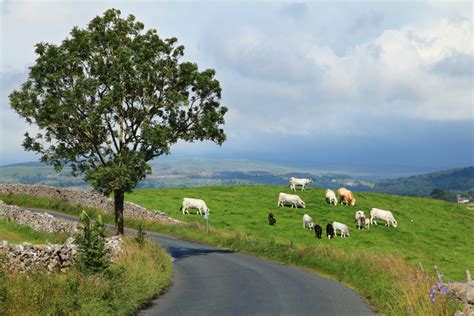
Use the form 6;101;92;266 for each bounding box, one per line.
314;224;322;239
268;212;276;226
326;223;335;239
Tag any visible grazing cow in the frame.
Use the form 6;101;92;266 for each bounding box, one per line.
326;223;335;239
277;192;306;208
355;210;368;229
303;214;314;230
333;221;350;237
355;210;365;220
325;189;338;205
314;224;322;239
180;198;209;215
356;216;366;230
338;188;356;206
370;208;398;227
268;212;276;226
289;177;313;191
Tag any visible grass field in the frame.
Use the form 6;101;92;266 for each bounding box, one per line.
127;185;473;281
0;218;67;244
1;187;467;314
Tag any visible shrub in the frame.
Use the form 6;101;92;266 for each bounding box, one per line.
135;224;147;247
75;211;110;273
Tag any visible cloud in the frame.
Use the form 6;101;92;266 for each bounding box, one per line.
1;1;472;170
211;17;472;136
347;10;385;33
431;53;474;77
279;2;309;21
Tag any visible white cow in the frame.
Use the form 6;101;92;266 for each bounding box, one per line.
370;208;398;227
325;189;338;205
355;211;366;230
277;192;306;208
289;177;313;191
333;221;350;237
180;198;209;215
302;214;314;230
355;210;365;220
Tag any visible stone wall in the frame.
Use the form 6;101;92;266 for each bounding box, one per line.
0;201;78;235
0;183;183;225
448;280;474;316
0;237;123;273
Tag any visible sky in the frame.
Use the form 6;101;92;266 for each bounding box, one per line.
1;1;473;176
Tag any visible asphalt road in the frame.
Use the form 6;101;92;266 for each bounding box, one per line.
28;208;373;316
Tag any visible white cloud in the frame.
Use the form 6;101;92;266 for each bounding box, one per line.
217;17;473;136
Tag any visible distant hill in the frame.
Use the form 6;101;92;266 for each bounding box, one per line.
373;166;474;196
0;159;375;190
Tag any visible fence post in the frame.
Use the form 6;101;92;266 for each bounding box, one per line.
418;262;425;273
434;265;443;283
466;270;472;282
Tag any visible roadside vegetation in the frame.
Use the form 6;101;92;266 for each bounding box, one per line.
1;238;172;315
1;186;470;315
0;212;172;315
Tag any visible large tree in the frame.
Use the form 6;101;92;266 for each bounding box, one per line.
9;9;227;234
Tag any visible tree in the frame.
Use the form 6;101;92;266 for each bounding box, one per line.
9;9;227;235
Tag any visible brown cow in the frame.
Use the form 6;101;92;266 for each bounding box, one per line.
337;188;356;206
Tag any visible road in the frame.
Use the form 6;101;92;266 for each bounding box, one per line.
28;208;373;316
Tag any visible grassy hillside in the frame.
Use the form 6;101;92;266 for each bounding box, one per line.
374;166;474;196
128;185;473;281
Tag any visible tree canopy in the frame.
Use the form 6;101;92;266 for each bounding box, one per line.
9;9;227;234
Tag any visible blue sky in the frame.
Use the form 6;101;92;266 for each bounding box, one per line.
1;1;473;174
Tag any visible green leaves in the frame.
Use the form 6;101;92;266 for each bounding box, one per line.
75;211;110;274
9;8;227;196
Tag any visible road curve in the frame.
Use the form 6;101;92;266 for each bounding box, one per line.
27;208;373;316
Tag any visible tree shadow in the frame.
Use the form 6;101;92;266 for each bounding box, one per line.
167;246;234;261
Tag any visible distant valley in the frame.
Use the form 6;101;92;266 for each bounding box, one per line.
0;159;472;202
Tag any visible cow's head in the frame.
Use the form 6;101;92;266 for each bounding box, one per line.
350;198;356;206
392;220;398;228
300;201;306;208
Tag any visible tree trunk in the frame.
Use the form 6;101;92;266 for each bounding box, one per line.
114;190;125;235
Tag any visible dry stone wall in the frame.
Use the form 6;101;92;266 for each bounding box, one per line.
0;201;78;235
449;281;474;316
0;196;123;273
0;237;123;273
0;183;183;225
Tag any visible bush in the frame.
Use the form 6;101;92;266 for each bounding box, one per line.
75;211;110;273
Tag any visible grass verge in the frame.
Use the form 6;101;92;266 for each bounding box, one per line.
0;237;172;315
0;217;67;244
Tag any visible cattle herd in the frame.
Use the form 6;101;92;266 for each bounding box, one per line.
179;176;398;239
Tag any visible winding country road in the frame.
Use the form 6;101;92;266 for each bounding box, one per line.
28;208;373;316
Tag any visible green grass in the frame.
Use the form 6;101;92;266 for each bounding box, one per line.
127;186;473;281
0;218;67;244
1;237;173;315
1;187;468;315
